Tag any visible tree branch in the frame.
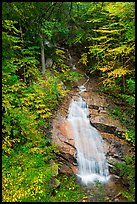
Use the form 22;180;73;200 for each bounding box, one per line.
69;2;73;17
35;3;58;24
46;2;58;20
57;2;64;14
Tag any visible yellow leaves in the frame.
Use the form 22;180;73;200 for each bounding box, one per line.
2;136;20;155
35;99;42;103
3;20;20;35
22;106;28;112
2;171;44;202
125;44;135;55
98;66;110;72
88;45;105;54
55;49;70;72
108;45;127;54
35;103;52;118
60;89;68;97
92;36;107;41
55;49;66;59
79;53;88;65
3;99;12;110
108;67;131;78
108;44;134;56
30;147;43;154
3;144;51;201
101;65;131;90
36;109;44;114
62;69;66;73
82;196;88;202
35;104;42;109
102;78;115;87
93;29;119;34
41;112;52;119
26;101;32;106
104;2;134;18
36;107;51;118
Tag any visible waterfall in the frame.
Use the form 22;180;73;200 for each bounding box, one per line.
68;53;77;70
67;97;110;185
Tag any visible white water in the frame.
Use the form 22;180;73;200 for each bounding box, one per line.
68;53;77;70
78;85;86;93
67;97;110;185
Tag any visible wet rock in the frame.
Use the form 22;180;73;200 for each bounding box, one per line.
114;198;120;202
58;151;76;165
92;122;116;134
113;175;120;179
114;127;124;138
89;113;124;137
59;163;73;175
88;104;100;110
46;58;53;68
64;141;76;150
51;72;131;202
113;153;119;158
72;85;78;89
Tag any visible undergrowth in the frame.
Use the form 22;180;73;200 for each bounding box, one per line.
112;154;135;202
2;68;83;202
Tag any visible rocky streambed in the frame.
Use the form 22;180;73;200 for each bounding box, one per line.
50;72;133;202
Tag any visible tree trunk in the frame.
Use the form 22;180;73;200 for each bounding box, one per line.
40;37;46;74
123;74;125;93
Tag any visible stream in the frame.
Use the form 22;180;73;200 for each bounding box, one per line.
50;50;132;202
67;96;110;185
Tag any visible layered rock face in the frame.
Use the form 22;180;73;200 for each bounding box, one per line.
51;77;131;176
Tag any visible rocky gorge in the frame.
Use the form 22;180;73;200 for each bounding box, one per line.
49;66;133;201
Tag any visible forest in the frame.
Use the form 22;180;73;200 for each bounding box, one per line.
2;2;135;202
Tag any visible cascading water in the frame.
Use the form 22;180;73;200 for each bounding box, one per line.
67;96;110;185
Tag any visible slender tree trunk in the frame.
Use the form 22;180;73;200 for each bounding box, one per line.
122;54;125;93
39;34;46;74
123;75;125;93
24;67;25;82
19;22;23;42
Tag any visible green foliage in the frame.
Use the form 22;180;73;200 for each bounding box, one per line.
55;49;69;71
120;94;135;108
42;20;69;42
113;154;135;201
79;53;88;65
54;49;82;85
2;65;75;202
2;141;58;202
59;71;82;86
49;175;84;202
13;56;40;83
2;138;85;202
2;70;68;154
2;2;135;202
2;6;83;200
126;78;135;92
78;2;135;100
2;18;41;85
2;20;21;63
109;104;135;145
83;2;135;153
122;129;135;146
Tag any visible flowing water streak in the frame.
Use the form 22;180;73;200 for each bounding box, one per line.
67;97;110;185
